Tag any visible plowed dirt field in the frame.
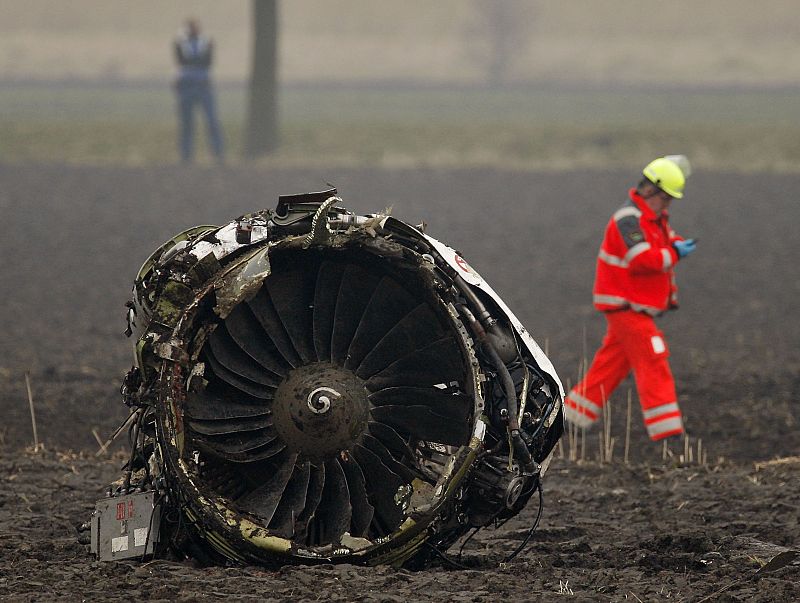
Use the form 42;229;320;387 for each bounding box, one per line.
1;163;797;601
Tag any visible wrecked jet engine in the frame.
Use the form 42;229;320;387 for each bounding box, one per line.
93;189;564;568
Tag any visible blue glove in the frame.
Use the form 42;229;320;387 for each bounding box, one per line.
673;238;697;258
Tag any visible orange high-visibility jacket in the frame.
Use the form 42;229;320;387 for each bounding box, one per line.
593;189;683;316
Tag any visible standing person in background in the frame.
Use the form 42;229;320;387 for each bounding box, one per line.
174;18;224;163
564;155;697;442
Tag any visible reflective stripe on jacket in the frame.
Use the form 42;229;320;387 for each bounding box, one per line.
593;189;682;316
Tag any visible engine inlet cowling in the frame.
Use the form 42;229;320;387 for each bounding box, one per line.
108;190;564;568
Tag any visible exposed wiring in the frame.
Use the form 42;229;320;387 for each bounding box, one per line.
453;479;544;567
457;505;506;562
423;541;471;570
502;481;544;563
140;490;165;561
457;527;481;561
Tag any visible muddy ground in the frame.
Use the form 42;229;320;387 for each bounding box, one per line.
1;163;798;601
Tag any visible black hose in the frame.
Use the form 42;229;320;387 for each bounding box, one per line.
450;274;536;472
423;542;471;570
502;480;544;563
480;326;535;471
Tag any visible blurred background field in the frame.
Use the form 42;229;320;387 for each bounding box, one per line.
3;82;800;171
1;0;799;170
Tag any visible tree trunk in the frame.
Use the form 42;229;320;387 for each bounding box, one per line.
244;0;279;157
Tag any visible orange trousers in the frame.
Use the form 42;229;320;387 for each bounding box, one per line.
565;310;684;441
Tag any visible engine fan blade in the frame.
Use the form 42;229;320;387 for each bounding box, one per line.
316;459;352;545
344;276;418;370
365;337;464;392
361;433;418;484
224;304;291;378
369;387;472;419
368;422;439;484
339;454;375;538
201;458;250;501
196;427;279;454
295;463;325;543
264;267;318;364
208;326;282;387
236;451;299;523
330;265;381;366
355;304;445;379
352;444;405;535
367;421;414;460
370;404;470;446
247;287;302;368
185;389;270;420
208;324;281;386
203;350;277;400
188;413;272;436
312;261;346;362
220;438;287;464
268;461;311;538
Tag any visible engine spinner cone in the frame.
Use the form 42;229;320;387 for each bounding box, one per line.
272;362;369;460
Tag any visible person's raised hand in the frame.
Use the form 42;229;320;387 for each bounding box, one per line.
673;238;697;258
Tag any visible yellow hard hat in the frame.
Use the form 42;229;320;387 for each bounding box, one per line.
642;157;686;199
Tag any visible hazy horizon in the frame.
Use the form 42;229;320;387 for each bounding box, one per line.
1;1;799;87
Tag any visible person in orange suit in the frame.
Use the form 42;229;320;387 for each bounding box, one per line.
565;156;697;441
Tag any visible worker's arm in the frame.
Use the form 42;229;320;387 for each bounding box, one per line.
667;226;685;245
627;243;678;273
